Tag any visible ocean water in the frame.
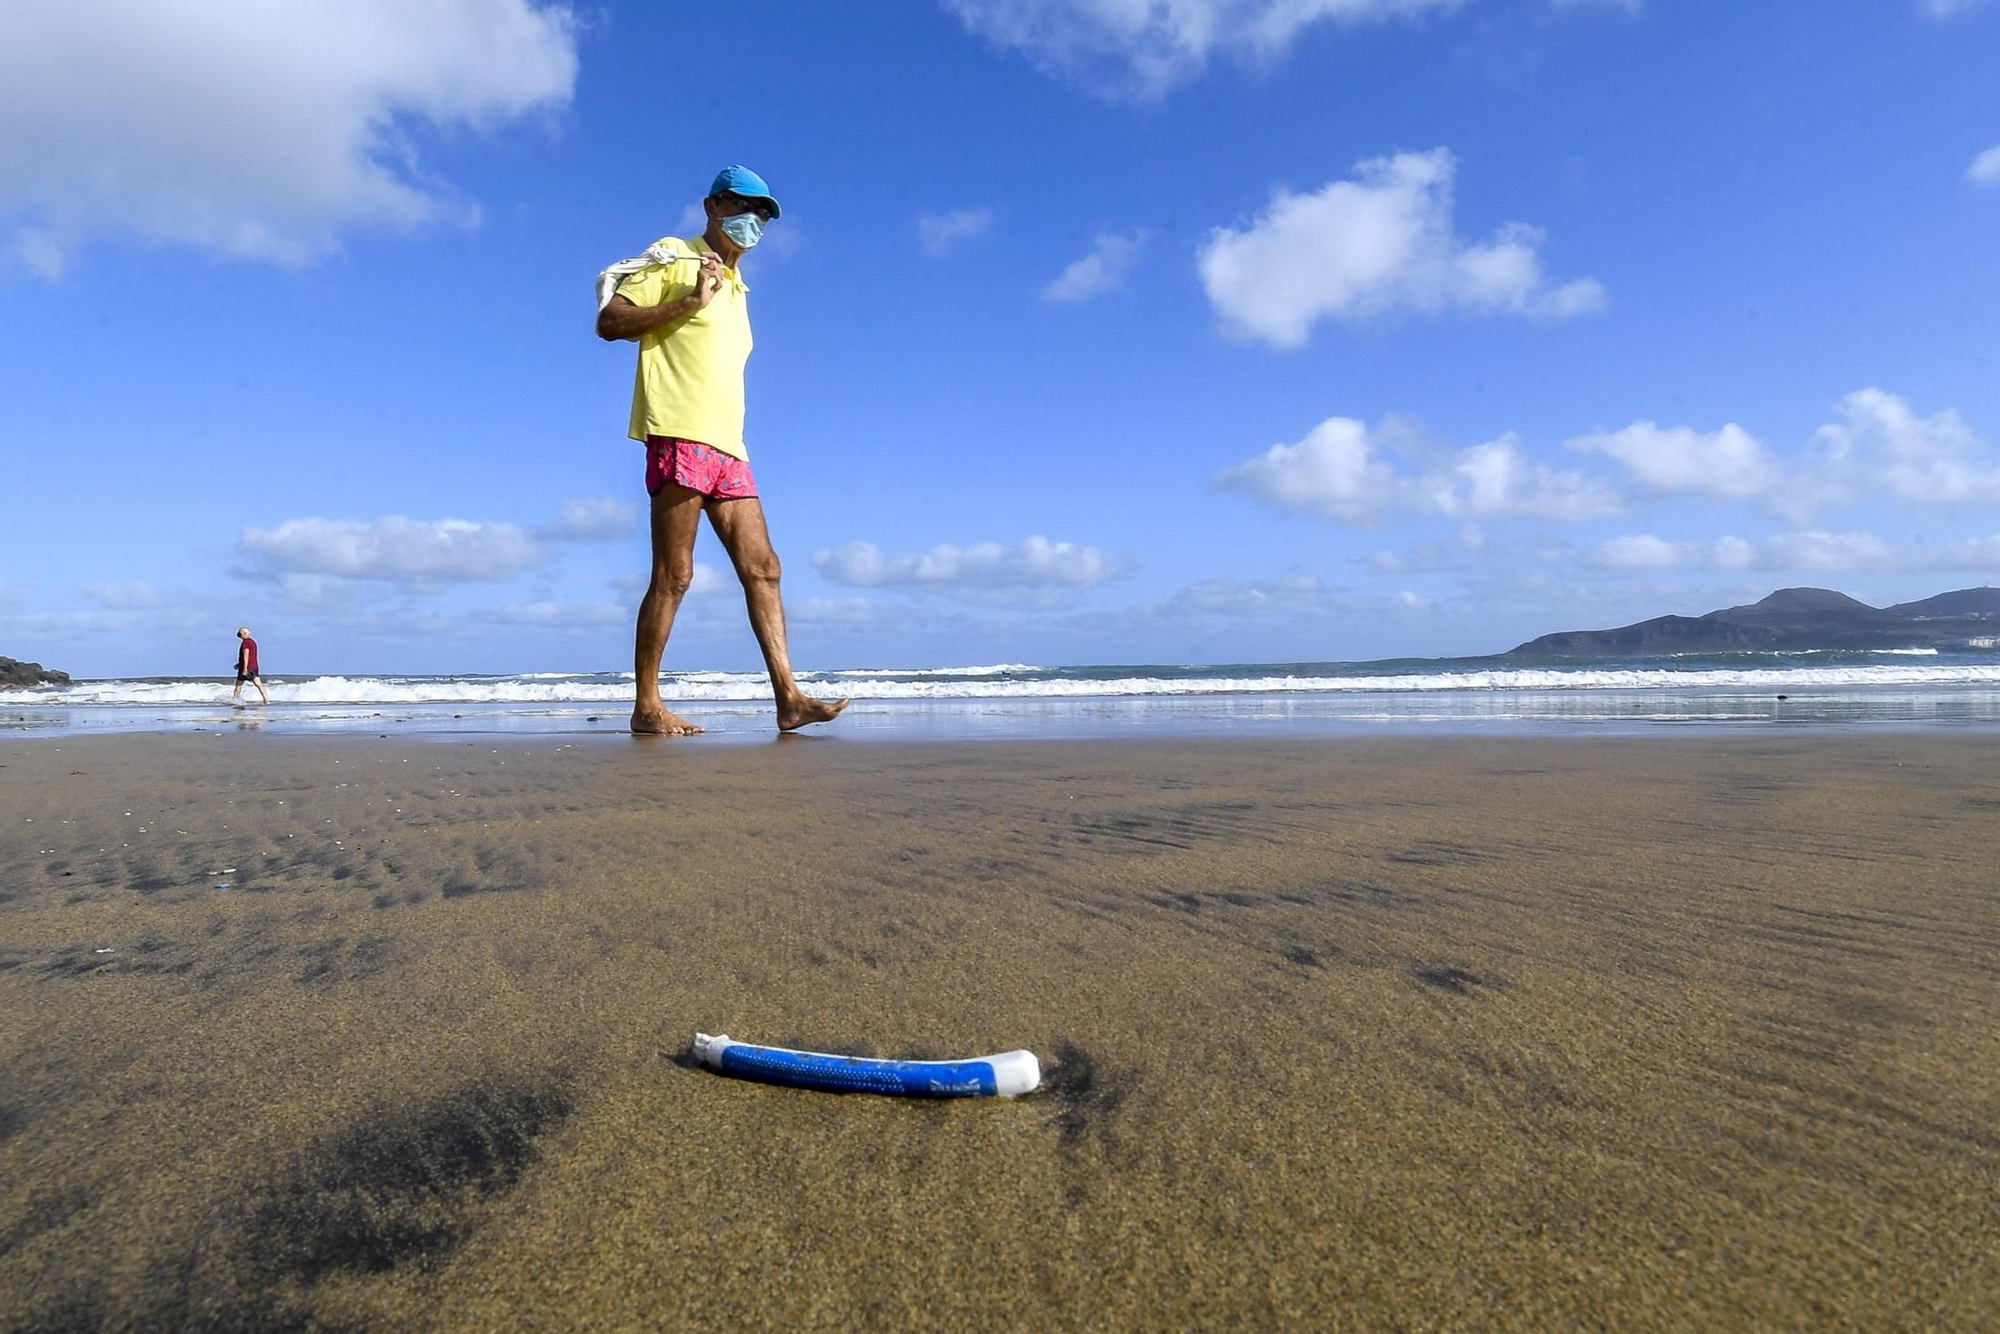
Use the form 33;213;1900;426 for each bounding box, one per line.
7;649;2000;740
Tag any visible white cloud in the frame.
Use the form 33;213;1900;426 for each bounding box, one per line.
1042;229;1147;301
1441;434;1624;520
918;207;996;256
789;596;894;626
236;495;659;587
1212;416;1619;525
1082;572;1437;642
1197;149;1604;346
1814;388;2000;505
0;0;577;276
1589;534;1684;569
538;497;642;543
1705;535;1758;568
1930;535;2000;567
272;575;365;613
1584;529;2000;573
1588;535;1756;570
239;517;545;584
1554;395;1999;522
80;582;170;610
1218;393;2000;534
1968;146;2000;188
0;582;261;650
1567;421;1781;500
470;600;629;628
1920;0;1989;18
1762;531;1898;571
1167;572;1339;618
942;0;1459;99
812;536;1124;591
1212;417;1413;523
1365;543;1464;574
1177;572;1441;620
0;607;139;642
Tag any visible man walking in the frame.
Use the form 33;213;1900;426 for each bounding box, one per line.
597;165;847;736
232;626;268;705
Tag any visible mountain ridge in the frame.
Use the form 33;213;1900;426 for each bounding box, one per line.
1505;586;2000;658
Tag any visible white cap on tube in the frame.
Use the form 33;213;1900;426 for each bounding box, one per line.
989;1049;1041;1097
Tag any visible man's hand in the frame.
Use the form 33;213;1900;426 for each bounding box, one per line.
688;253;725;309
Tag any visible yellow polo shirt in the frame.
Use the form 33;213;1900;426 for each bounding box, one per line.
617;236;754;459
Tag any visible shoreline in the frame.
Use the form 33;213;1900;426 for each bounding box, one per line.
3;732;1995;1328
8;679;2000;742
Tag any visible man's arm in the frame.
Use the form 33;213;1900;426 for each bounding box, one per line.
595;257;725;341
596;292;694;341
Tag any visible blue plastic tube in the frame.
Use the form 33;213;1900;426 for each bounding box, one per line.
693;1033;1041;1098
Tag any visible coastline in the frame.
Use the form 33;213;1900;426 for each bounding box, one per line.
8;679;2000;741
3;732;1995;1329
7;646;2000;742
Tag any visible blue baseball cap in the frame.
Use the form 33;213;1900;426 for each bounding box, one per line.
708;164;781;219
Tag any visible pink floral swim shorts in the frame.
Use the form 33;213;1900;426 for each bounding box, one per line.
644;435;758;500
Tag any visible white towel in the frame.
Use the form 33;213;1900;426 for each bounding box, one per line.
594;236;697;340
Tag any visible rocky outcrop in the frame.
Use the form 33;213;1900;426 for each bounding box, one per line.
1506;586;2000;658
0;656;71;690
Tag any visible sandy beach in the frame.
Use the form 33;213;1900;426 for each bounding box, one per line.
1;731;1994;1331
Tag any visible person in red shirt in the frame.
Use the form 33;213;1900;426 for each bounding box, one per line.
233;626;269;705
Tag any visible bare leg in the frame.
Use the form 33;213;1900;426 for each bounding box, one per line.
706;498;849;731
253;676;270;705
632;482;708;735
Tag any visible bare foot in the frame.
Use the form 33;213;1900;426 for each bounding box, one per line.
777;695;850;732
631;706;704;736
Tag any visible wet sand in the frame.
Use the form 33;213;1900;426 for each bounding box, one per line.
1;732;1995;1331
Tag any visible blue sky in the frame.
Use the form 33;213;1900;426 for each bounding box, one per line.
3;0;1998;677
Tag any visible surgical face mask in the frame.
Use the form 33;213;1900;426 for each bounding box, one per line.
719;212;763;249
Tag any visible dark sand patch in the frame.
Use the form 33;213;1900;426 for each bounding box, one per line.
1;733;1996;1330
253;1075;576;1284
